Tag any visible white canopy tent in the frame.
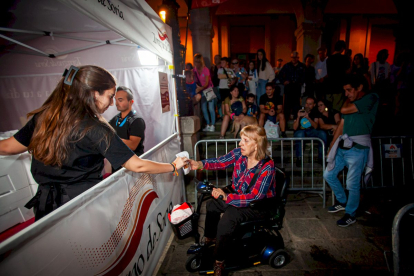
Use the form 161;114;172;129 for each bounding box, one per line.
0;1;185;275
0;0;179;150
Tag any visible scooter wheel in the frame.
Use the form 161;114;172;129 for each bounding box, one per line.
185;254;202;272
269;249;289;268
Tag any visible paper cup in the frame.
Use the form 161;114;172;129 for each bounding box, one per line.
176;151;190;175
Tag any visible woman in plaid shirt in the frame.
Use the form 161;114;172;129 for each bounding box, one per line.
189;125;276;276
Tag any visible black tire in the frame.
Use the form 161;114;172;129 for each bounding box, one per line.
185;254;202;272
269;249;289;268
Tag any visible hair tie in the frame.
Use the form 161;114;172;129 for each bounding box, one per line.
62;65;80;86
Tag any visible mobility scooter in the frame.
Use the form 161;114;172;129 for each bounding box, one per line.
169;165;290;274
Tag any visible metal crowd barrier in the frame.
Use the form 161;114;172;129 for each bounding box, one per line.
193;137;326;207
392;203;414;276
369;136;414;188
330;136;414;205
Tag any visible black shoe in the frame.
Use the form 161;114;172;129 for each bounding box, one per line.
281;132;287;138
337;213;356;227
296;157;302;167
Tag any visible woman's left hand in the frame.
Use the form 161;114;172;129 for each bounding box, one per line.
212;188;227;201
196;85;203;93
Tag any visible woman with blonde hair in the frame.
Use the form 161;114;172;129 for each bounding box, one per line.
189;125;276;275
193;53;216;132
0;65;188;220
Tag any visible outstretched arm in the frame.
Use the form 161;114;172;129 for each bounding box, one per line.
0;137;28;155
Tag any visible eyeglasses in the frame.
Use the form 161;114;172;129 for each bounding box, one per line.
318;104;324;107
232;62;238;64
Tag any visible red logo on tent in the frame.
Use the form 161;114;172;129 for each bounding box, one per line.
158;32;168;41
390;145;396;149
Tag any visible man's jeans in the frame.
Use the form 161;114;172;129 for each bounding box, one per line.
294;129;327;159
323;147;369;217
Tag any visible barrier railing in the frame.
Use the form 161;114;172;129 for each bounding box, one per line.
194;137;326;207
392;203;414;275
369;136;414;188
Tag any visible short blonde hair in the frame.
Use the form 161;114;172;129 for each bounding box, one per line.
193;53;205;67
240;125;269;160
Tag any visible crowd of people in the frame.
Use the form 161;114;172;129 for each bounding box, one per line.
185;40;413;140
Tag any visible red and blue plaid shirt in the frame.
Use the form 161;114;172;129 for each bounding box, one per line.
202;148;276;207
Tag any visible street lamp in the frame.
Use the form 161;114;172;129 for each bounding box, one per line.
159;8;166;23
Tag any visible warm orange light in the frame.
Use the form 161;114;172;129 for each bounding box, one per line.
159;10;166;23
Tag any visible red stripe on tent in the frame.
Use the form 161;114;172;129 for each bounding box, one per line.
100;191;158;276
0;218;35;244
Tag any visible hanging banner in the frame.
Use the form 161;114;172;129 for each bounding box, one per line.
0;136;184;276
191;0;230;9
159;72;170;113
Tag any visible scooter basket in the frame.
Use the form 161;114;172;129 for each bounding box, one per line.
169;204;195;240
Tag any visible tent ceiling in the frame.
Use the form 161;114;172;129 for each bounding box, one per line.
7;0;108;33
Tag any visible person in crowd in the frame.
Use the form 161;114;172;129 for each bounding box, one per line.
185;69;201;102
258;83;287;138
279;51;306;121
217;57;237;117
315;47;328;100
274;58;283;75
293;96;327;166
304;54;316;100
326;40;351;111
351;53;371;90
274;58;284;97
0;65;188;221
211;55;222;119
185;63;193;71
246;61;258;96
324;74;379;227
109;86;146;157
369;49;391;103
316;99;340;144
231;58;248;98
246;93;258;117
256;49;275;108
194;53;216;132
188;125;276;276
220;85;247;139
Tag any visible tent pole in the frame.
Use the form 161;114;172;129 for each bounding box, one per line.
0;34;49;57
0;27;44;35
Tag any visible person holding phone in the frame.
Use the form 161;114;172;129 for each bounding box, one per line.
293;96;327;166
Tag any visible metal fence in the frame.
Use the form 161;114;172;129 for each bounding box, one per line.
369;136;414;188
193;137;326;207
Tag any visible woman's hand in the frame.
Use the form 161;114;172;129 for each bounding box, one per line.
189;159;203;170
212;188;227;201
196;85;203;93
173;156;189;170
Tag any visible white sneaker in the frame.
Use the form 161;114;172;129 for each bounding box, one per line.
209;125;215;132
202;125;210;131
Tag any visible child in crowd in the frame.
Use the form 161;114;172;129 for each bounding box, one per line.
185;70;201;102
246;93;258;117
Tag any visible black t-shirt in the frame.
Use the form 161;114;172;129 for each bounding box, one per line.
320;109;339;125
259;93;283;111
294;108;320;130
109;111;146;156
14;115;135;189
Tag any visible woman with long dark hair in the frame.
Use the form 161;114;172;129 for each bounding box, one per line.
256;49;275;107
220;85;247;139
0;65;188;220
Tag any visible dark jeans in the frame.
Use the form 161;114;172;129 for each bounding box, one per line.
204;198;266;261
294;129;328;159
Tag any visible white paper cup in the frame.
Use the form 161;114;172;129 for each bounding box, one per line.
176;151;190;175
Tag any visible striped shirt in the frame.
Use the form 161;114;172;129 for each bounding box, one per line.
202;148;276;207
